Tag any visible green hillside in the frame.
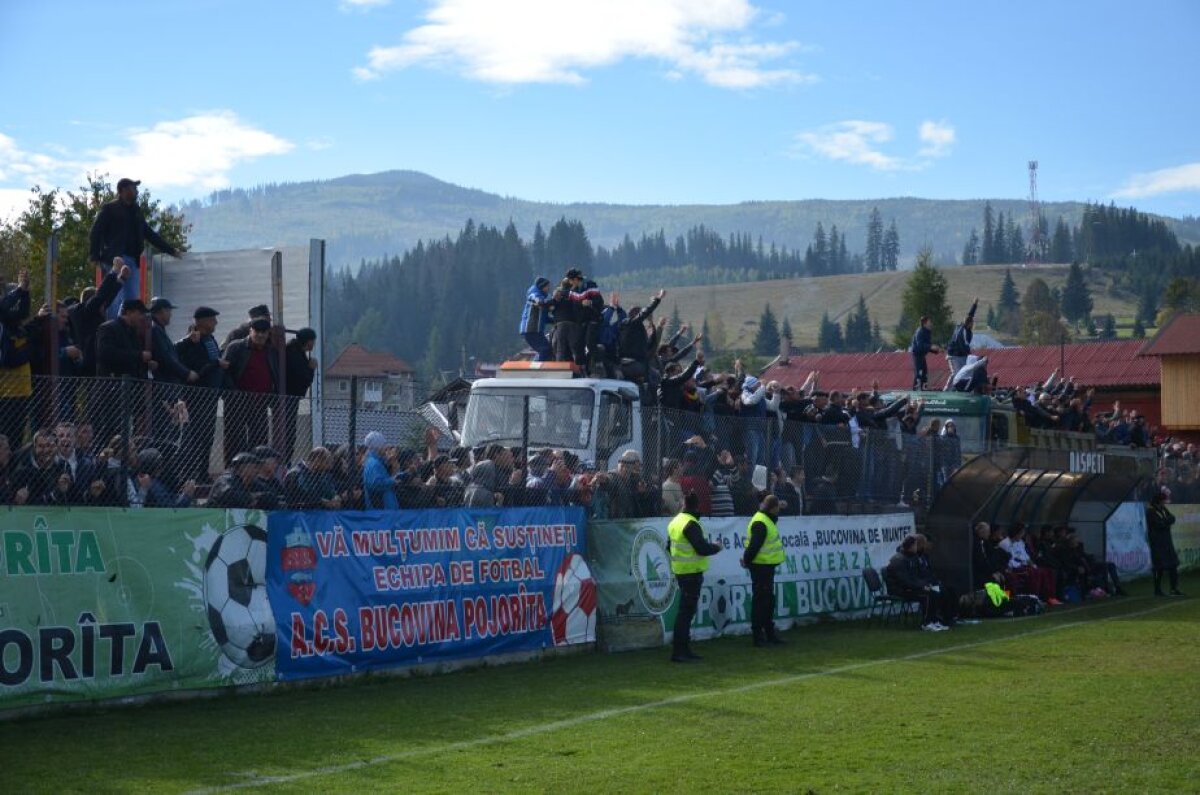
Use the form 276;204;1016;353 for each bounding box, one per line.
659;263;1140;350
180;170;1200;270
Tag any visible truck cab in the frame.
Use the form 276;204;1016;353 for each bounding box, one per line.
460;362;643;470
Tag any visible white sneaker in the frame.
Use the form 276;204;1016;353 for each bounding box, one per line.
929;622;949;631
920;623;941;632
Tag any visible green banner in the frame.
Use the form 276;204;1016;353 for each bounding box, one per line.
1174;504;1200;573
588;514;914;652
0;507;274;710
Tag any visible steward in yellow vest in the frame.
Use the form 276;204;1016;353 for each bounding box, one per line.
742;494;785;646
667;491;722;663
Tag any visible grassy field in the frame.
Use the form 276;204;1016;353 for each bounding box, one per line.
3;575;1197;794
661;264;1140;349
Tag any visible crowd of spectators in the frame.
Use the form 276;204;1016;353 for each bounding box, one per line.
0;260;317;508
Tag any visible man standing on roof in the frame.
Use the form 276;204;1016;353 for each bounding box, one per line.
667;491;723;662
910;316;940;391
742;494;786;647
943;297;978;389
89;178;183;320
519;277;553;361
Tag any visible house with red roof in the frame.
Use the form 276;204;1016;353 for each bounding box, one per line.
325;343;416;411
761;338;1163;428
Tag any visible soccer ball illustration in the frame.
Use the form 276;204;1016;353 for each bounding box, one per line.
204;524;276;668
550;553;598;646
709;578;732;634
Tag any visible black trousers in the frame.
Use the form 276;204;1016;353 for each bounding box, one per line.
749;563;778;638
912;354;928;390
673;573;703;654
553;321;585;366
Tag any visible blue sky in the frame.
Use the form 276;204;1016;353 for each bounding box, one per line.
1;0;1197;222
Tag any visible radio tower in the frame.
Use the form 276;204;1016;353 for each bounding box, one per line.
1026;160;1043;268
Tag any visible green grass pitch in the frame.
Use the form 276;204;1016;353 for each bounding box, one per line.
4;575;1198;794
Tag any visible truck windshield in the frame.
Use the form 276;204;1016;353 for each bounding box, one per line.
461;388;595;450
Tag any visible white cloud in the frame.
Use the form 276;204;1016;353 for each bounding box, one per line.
795;121;904;171
340;0;390;10
354;0;815;88
917;120;955;158
89;112;293;191
796;119;955;171
0;112;293;210
1112;162;1200;199
0;188;36;223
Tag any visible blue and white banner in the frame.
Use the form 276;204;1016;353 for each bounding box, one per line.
268;508;593;681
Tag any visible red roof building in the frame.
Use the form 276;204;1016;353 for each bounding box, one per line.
762;339;1163;428
325;344;416;411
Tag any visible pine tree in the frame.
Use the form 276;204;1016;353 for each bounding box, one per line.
818;312;844;352
999;269;1020;312
962;228;980;266
1137;287;1158;325
1008;223;1026;264
665;304;683;342
1098;314;1117;340
882;220;900;270
531;222;547;273
1132;318;1146;338
994;212;1008;262
812;222;829;276
843;294;874;352
1060;261;1093;323
892;248;953;348
701;316;713;355
981;203;996;264
1023;278;1059;316
865;207;883;272
986;304;996;328
828;225;841;273
1050;217;1073;263
871;319;883;350
780;316;793;341
753;303;782;355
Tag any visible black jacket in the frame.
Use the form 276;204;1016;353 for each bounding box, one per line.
884;549;934;594
89;199;177;262
910;325;933;357
618;295;662;363
68;273;124;376
95;318;147;378
285;341;316;397
207;472;257;509
176;333;224;389
657;359;700;410
150;320;192;384
946;300;979;357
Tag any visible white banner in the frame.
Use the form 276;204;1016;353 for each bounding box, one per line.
1105;501;1151;579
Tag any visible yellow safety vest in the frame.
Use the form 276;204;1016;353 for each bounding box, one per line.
747;511;784;565
667;512;709;575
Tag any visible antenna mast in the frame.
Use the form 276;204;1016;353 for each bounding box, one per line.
1026;160;1043;267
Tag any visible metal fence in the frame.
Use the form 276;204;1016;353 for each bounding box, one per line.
0;374;1169;516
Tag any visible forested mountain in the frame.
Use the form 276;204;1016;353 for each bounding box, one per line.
179;170;1200;270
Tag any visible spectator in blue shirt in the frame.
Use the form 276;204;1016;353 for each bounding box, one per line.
519;277;553;361
362;431;399;510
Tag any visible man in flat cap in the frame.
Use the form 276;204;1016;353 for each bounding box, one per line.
175;307;227;482
222;304;271;352
93;298;156;448
89;178;184;320
221;316;277;465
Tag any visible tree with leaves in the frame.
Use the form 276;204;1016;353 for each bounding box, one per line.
1156;277;1200;325
753;303;782;356
1060;261;1093;324
1020;310;1070;347
892;248;952;348
1023;278;1059;316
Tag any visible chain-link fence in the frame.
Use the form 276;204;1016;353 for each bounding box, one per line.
0;374;1168;516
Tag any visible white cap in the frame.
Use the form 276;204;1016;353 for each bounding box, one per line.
364;431;386;451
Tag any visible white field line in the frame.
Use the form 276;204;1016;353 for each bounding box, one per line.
191;598;1190;793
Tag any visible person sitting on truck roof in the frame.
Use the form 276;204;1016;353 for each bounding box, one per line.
942;297;978;389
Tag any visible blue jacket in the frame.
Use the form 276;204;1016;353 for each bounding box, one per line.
362;451;398;510
599;305;626;351
910;325;933;357
945;301;978;357
519;282;551;335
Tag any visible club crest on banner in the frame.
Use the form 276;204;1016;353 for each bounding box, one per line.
631;526;677;615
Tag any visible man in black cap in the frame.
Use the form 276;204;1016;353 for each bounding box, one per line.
176;307;227;482
221;317;277;465
88;178;183;320
93;299;156;450
281;327;318;463
222;304;271;352
207;451;261;509
147;297;199;442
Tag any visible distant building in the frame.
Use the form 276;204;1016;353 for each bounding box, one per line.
1139;313;1200;440
325;343;416;411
